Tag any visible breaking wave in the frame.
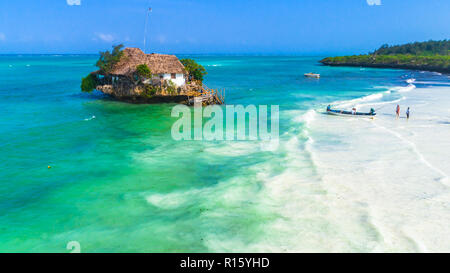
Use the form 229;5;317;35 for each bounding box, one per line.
332;84;416;109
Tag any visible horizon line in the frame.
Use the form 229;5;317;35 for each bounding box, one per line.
0;52;351;57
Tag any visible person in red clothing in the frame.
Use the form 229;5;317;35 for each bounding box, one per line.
396;104;400;119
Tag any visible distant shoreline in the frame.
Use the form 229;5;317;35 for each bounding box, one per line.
320;59;450;74
320;40;450;74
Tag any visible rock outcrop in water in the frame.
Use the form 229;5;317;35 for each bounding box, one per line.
85;47;217;104
94;74;202;104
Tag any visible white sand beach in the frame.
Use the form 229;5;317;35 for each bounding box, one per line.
307;86;450;252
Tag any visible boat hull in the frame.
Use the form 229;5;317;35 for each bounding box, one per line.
327;109;376;118
304;73;320;78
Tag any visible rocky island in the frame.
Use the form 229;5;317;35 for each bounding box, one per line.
321;40;450;74
81;45;224;105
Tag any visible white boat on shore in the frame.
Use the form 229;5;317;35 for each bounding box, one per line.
304;73;320;78
326;106;376;118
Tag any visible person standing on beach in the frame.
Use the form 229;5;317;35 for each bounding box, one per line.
406;107;410;120
396;105;400;119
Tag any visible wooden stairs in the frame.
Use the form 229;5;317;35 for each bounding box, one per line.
187;84;225;106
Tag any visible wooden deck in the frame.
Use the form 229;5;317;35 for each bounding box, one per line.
187;84;225;106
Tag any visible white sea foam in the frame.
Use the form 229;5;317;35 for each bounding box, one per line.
333;93;384;109
84;115;96;121
331;84;416;110
413;81;450;86
293;109;316;125
146;192;188;209
397;84;416;93
356;96;405;109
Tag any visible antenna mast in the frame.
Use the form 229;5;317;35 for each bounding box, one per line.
143;7;152;53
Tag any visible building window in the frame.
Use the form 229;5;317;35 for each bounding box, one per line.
171;73;176;79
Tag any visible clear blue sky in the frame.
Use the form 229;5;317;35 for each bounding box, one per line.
0;0;448;54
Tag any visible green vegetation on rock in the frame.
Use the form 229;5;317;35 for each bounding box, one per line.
96;44;124;74
143;84;159;98
166;80;177;95
81;44;124;92
136;64;152;79
180;58;207;82
81;73;98;92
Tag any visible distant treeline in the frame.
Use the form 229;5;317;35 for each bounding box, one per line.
321;40;450;73
372;40;450;56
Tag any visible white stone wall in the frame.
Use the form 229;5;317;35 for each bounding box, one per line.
153;73;185;86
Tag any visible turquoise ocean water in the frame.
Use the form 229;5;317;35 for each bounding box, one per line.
0;55;447;252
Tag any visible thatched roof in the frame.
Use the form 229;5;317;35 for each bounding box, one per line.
109;48;186;76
